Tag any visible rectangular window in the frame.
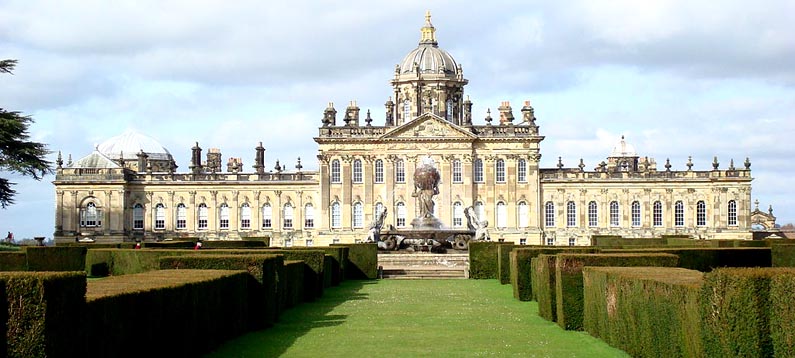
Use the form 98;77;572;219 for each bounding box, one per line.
519;238;527;245
569;238;576;246
353;160;363;183
495;159;506;183
653;202;663;227
395;160;405;183
474;160;484;183
546;237;554;246
452;160;462;183
375;160;384;183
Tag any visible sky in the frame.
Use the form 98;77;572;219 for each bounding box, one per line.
1;0;794;240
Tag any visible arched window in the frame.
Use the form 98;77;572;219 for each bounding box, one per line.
331;202;342;228
495;159;506;183
80;202;101;227
474;201;485;222
518;201;529;228
240;203;251;229
304;203;314;228
610;201;620;227
154;203;166;230
374;159;384;183
353;202;364;228
446;99;453;122
518;159;527;182
631;201;641;227
396;202;407;227
219;204;230;229
452;202;464;227
261;204;272;229
566;201;576;227
452;160;462;183
588;201;598;227
544;201;555;227
353;159;363;183
133;204;144;230
653;201;663;227
696;200;706;227
674;201;684;227
197;204;208;230
330;160;341;183
474;159;484;183
728;200;738;226
496;202;507;228
374;202;384;219
176;204;187;229
395;160;405;183
403;99;411;121
282;203;294;229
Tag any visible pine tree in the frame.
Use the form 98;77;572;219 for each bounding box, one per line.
0;59;52;208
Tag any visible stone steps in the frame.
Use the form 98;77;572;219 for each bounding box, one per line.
378;253;469;279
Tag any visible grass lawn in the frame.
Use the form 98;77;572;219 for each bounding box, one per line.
205;279;629;357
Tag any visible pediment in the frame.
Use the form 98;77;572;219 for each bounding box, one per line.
380;112;477;140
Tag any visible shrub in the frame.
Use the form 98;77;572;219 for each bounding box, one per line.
25;246;87;271
497;244;515;284
469;241;508;279
602;247;772;272
0;252;27;271
510;247;598;301
331;243;376;279
771;244;795;267
583;267;704;358
532;254;558;322
555;253;679;331
770;271;795;356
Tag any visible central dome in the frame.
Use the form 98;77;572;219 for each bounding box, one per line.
398;11;459;76
97;129;172;161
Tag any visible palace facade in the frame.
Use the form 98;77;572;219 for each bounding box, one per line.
52;13;756;246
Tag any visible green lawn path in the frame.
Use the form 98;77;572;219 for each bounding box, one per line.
205;280;629;357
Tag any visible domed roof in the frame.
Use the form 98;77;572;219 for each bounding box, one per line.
610;135;638;157
398;11;459;76
71;149;121;169
97;129;172;161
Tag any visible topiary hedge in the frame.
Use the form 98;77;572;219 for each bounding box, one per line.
0;271;86;358
699;268;795;357
469;241;510;279
331;243;376;279
25;246;87;271
158;254;284;327
497;244;515;285
583;266;704;358
602;247;772;272
532;254;558;322
510;247;598;301
555;253;679;331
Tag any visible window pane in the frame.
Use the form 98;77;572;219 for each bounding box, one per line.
155;204;166;229
283;204;293;229
496;159;505;183
240;204;251;229
588;201;598;227
452;160;462;183
566;201;576;227
518;159;527;182
353;159;363;183
474;159;483;183
653;201;663;227
133;204;144;230
375;160;384;183
496;202;507;228
395;160;405;183
305;204;314;228
631;201;641;227
728;200;737;226
177;204;187;229
331;160;341;183
219;204;229;229
610;201;620;227
262;204;272;229
518;202;529;228
545;201;555;227
331;203;342;228
353;203;363;228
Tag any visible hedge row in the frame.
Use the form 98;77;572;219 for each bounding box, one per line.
331;243;376;279
554;253;679;331
497;243;515;284
531;254;558;322
510;247;597;301
602;247;772;272
469;241;513;279
583;267;704;358
85;269;251;358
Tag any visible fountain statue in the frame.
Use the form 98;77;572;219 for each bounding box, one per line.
410;156;443;229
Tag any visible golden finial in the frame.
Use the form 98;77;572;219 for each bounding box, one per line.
420;11;437;45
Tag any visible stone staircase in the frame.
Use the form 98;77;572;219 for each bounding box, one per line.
378;253;469;279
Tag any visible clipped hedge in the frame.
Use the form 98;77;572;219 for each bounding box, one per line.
770;271;795;356
602;247;772;272
85;269;249;358
264;249;325;301
497;244;515;284
158;254;284;327
281;260;305;310
25;246;87;271
555;253;679;330
469;241;512;279
274;246;346;286
700;268;795;357
583;267;704;358
590;236;667;248
0;271;86;358
331;243;376;279
510;247;598;301
0;252;27;271
532;254;558;322
771;244;795;267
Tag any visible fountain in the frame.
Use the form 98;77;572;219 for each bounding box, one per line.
370;156;488;253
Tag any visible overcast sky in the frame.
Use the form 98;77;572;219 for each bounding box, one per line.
2;0;794;240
